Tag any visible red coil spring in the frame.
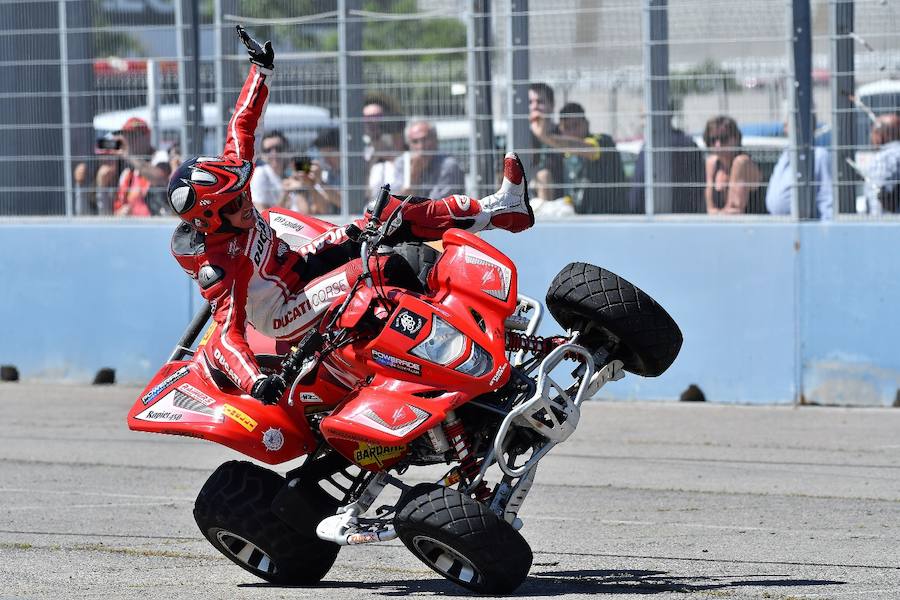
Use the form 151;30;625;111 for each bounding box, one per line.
443;417;490;501
506;332;567;356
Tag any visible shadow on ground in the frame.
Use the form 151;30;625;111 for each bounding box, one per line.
241;568;845;596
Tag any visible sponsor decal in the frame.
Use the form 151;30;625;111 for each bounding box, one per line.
252;216;271;266
262;427;285;452
227;238;241;257
197;323;217;347
489;363;508;386
271;214;306;233
272;273;349;332
353;442;406;468
135;388;223;423
274;240;290;264
176;384;216;407
222;403;257;432
455;194;471;212
465;247;512;301
298;227;348;258
390;309;426;339
299;392;322;404
359;404;431;437
213;348;242;385
141;366;190;405
199;198;212;206
372;349;421;376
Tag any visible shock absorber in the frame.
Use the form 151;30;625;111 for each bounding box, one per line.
506;332;567;356
442;410;490;501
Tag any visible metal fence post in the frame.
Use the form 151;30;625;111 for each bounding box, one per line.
830;0;856;216
338;0;364;216
506;0;530;164
471;0;494;198
147;60;160;149
190;0;202;155
791;0;815;219
58;0;73;217
175;1;190;158
642;0;671;216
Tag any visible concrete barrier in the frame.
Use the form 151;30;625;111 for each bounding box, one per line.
1;218;897;405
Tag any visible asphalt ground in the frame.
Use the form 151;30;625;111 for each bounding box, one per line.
0;383;898;600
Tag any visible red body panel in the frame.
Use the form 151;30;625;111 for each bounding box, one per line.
128;224;520;469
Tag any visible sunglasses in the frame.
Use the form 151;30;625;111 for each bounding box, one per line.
222;192;249;215
709;134;734;145
262;144;284;153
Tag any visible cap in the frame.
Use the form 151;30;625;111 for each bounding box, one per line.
121;117;150;134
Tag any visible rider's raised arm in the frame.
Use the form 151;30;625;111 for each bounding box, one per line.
222;26;275;163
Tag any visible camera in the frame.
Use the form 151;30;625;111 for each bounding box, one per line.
96;134;122;151
293;155;312;173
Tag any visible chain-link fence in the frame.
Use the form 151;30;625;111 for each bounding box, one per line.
1;0;899;219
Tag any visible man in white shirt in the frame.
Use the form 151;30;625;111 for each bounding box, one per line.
250;130;288;210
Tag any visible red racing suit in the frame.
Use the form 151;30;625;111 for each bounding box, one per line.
173;64;503;395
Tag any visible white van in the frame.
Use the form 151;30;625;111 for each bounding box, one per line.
94;102;336;155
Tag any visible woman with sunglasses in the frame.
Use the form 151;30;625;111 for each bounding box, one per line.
165;26;534;406
703;115;761;215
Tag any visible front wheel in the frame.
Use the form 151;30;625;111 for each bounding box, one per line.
193;461;339;585
545;262;683;377
394;483;532;594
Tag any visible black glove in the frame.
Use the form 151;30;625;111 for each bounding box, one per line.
236;25;275;71
251;374;286;405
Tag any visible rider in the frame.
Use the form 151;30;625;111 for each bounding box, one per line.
168;26;534;406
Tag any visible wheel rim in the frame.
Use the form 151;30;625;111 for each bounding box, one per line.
215;530;278;575
411;535;482;586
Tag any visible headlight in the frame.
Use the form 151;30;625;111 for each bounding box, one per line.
455;342;493;377
410;316;467;366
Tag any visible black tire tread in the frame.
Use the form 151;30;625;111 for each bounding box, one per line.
546;262;682;377
193;460;338;585
395;483;532;594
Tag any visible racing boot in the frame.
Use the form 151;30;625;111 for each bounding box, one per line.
476;152;534;233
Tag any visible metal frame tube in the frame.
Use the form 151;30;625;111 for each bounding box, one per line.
57;0;73;217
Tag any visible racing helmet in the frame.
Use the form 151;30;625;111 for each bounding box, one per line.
167;156;254;233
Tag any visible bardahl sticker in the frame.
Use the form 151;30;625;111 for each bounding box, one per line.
354;443;406;467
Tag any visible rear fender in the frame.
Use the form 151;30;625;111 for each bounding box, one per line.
319;377;462;471
127;361;317;465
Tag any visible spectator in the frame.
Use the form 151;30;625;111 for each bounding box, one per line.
363;93;406;198
531;101;626;213
391;119;465;199
112;117;171;216
629;110;705;214
864;113;900;214
765;120;833;219
250;130;288;211
73;152;122;215
528;82;565;202
302;128;342;215
703;115;762;215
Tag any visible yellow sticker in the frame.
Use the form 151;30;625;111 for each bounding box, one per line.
222;403;257;432
198;322;217;347
353;443;406;468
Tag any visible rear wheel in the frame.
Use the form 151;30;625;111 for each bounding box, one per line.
394;483;532;594
545;262;682;377
193;461;339;585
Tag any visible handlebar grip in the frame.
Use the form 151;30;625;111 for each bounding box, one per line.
371;184;391;222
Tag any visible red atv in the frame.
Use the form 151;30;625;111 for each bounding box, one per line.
127;192;682;594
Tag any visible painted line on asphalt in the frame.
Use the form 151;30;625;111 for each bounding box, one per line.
0;487;194;501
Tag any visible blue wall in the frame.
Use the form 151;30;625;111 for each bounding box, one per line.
2;219;898;405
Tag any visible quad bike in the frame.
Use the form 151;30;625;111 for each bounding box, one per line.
127;189;683;594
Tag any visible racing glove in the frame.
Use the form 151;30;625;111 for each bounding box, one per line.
251;374;286;406
236;25;275;74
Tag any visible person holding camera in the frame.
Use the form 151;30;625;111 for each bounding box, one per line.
110;117;171;216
